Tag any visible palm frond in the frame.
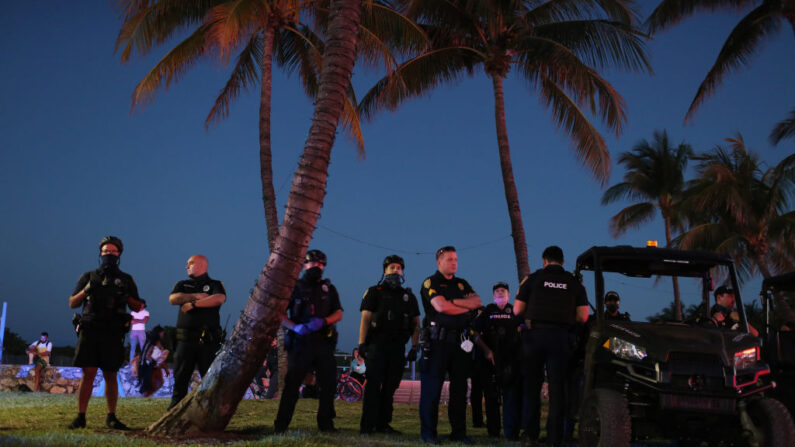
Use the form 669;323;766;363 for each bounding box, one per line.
206;0;268;61
533;19;651;73
645;0;755;35
601;181;647;205
278;24;324;99
205;32;263;128
358;46;483;120
130;24;213;109
770;108;795;145
526;0;639;26
339;84;366;156
536;75;611;183
684;4;781;122
115;0;220;61
608;202;656;238
360;2;428;65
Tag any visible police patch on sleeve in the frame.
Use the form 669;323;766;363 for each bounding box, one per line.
203;285;210;292
322;284;329;293
423;279;431;289
457;282;464;291
403;293;409;302
362;290;369;300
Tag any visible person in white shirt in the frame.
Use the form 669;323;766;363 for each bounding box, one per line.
129;304;150;363
28;332;52;366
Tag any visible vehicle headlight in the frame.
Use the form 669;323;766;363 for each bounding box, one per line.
733;347;759;370
605;337;647;361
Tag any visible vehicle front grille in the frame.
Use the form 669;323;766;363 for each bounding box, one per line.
667;352;723;374
659;393;736;413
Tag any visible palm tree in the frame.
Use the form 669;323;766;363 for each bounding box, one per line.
678;134;795;322
646;0;795;124
145;0;363;435
360;0;650;280
116;0;424;250
601;130;693;320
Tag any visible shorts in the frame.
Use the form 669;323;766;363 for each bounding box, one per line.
73;327;125;371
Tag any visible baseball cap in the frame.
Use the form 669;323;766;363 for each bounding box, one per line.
714;285;734;297
493;282;509;292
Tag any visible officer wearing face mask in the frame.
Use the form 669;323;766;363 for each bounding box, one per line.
168;254;226;410
604;291;630;321
472;282;522;439
68;236;146;430
358;255;421;435
274;249;344;433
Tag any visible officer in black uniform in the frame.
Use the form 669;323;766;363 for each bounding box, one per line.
358;254;421;435
472;282;522;439
274;249;343;433
67;236;146;430
168;254;226;409
513;246;589;447
604;291;630;321
710;285;759;336
419;246;482;445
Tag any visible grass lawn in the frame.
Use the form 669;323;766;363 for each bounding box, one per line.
0;392;527;446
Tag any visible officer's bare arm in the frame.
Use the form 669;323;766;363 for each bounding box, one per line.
430;296;470;315
513;300;526;317
169;292;207;305
325;309;343;325
576;305;589;323
281;316;297;330
453;293;482;310
194;293;226;308
411;316;420;346
69;289;89;309
359;311;372;344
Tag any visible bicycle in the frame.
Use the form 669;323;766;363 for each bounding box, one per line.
335;369;364;402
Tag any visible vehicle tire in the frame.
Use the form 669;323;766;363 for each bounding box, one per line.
578;388;631;447
746;397;795;446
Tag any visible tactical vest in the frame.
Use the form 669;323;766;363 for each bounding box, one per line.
291;278;334;323
369;286;415;344
81;269;132;331
480;303;520;351
525;268;577;326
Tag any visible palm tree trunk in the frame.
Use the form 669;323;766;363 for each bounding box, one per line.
491;74;530;281
665;217;683;321
145;0;362;435
754;254;795;323
260;22;280;251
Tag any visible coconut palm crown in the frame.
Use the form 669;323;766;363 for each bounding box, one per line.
360;0;650;279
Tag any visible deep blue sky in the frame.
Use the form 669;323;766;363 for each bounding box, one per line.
1;2;793;350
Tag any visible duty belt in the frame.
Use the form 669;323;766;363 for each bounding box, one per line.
429;324;466;343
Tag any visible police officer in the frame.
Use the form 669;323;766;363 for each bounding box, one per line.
67;236;145;430
358;254;421;435
513;246;588;447
168;254;226;409
419;246;482;445
472;282;522;439
604;291;630;321
711;285;759;336
274;249;343;433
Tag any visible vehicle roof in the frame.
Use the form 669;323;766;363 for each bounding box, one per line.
762;272;795;292
575;246;733;278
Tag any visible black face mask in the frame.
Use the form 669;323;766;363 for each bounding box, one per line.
382;273;404;288
100;254;119;269
606;304;619;314
304;266;323;282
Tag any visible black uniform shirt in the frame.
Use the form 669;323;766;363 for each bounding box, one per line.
516;265;588;326
73;267;140;320
473;303;520;351
420;270;476;329
288;275;343;323
171;273;226;330
360;284;420;343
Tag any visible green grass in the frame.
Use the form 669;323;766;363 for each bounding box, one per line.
0;392;525;446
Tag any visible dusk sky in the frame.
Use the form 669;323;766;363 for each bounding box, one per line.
1;2;793;351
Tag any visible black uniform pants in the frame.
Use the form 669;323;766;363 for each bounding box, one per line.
419;338;471;441
170;339;219;409
470;363;484;426
474;359;522;438
521;327;571;446
360;341;405;432
274;339;336;431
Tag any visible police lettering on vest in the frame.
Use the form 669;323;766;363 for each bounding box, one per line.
516;265;587;326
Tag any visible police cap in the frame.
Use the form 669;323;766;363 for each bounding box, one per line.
383;254;405;271
605;291;620;302
492;282;509;292
99;236;124;254
305;249;327;265
714;285;734;297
